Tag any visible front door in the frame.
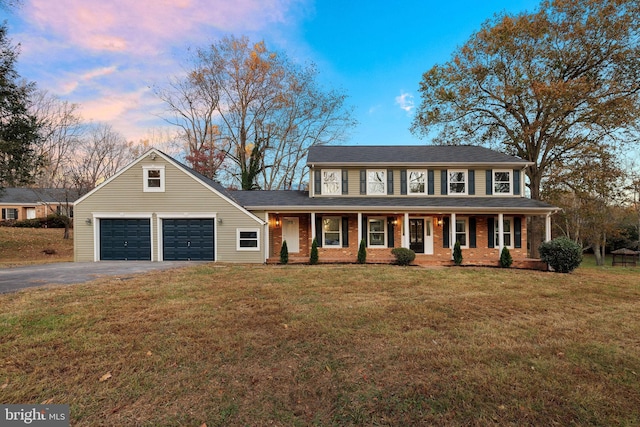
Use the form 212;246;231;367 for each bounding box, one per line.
409;219;424;254
282;217;300;253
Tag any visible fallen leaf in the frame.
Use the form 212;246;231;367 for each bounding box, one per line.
1;382;7;390
41;398;54;405
283;324;288;329
200;423;207;427
99;372;112;382
146;351;152;356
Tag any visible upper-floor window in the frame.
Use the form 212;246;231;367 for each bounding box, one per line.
493;170;512;194
367;170;386;195
408;170;427;195
322;170;341;195
448;170;467;195
322;217;342;247
143;165;165;192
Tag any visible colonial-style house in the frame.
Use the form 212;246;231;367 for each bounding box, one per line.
0;188;76;222
73;146;558;268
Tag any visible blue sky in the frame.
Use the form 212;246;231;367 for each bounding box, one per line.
1;0;542;147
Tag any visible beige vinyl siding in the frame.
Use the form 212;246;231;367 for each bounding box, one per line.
475;169;487;196
434;170;442;196
74;156;264;263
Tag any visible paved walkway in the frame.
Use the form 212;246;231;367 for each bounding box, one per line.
0;261;201;293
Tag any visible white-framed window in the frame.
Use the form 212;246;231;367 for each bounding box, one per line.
367;169;386;195
368;217;387;247
448;170;467;195
494;217;513;248
408;170;427;195
2;208;18;220
237;228;260;251
143;165;165;192
493;170;512;194
322;216;342;247
455;218;468;248
322;169;341;195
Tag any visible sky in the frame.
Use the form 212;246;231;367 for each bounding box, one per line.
1;0;543;148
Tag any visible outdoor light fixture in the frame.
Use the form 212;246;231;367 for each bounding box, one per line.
216;217;223;225
85;218;92;226
437;217;443;227
275;216;280;227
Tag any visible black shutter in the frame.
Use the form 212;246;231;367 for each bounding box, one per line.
469;217;477;248
342;217;349;248
443;217;450;248
468;170;475;195
360;170;366;194
387;217;395;248
428;170;435;195
315;215;323;247
441;170;448;195
342;170;348;195
514;217;522;248
12;209;17;219
488;217;495;248
1;209;5;220
387;170;394;195
400;170;407;195
314;170;321;195
513;169;521;195
362;215;368;245
486;170;493;195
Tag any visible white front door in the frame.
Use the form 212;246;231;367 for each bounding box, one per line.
282;217;300;253
26;208;36;220
425;217;434;255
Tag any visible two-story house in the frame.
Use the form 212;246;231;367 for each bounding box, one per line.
74;146;558;268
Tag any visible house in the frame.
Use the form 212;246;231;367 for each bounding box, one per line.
0;188;76;222
73;146;559;268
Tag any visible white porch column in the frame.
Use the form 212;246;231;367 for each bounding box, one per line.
264;212;270;263
450;212;456;259
311;212;316;244
357;213;363;246
545;213;552;242
498;213;504;254
403;213;410;248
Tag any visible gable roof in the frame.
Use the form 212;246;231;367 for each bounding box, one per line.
307;145;532;167
0;188;82;204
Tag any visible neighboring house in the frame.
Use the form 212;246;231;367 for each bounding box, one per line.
74;146;559;268
0;188;76;222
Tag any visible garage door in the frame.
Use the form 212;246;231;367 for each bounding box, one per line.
100;219;151;261
162;219;215;261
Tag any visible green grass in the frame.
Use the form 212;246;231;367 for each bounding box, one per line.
1;263;639;426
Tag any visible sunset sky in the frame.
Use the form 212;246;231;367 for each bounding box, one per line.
2;0;541;147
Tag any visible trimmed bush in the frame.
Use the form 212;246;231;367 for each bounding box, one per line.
538;237;582;273
453;240;463;265
357;239;367;264
13;218;43;228
280;240;289;264
500;246;513;268
310;237;319;265
44;214;70;228
391;247;416;266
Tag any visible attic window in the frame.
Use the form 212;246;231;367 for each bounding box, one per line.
143;165;165;192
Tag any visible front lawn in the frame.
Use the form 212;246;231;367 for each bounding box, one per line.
0;227;73;267
1;264;639;426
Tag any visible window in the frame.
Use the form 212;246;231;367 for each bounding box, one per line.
322;170;341;195
143;165;165;192
322;217;341;247
494;218;513;247
367;170;386;195
368;217;386;247
448;170;467;195
2;208;18;220
408;170;427;194
494;170;512;194
237;228;260;251
455;219;468;247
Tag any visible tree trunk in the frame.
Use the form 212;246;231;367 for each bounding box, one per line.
593;241;603;266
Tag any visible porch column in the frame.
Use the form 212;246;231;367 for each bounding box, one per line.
450;212;456;260
403;213;410;248
357;213;362;245
311;212;316;243
498;213;504;254
545;213;552;242
264;212;270;263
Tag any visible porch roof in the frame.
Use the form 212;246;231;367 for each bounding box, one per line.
231;190;559;215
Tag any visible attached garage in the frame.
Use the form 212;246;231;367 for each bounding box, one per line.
161;218;215;261
100;218;152;261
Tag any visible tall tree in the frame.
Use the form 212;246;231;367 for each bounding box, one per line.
411;0;640;255
157;35;355;190
0;24;41;188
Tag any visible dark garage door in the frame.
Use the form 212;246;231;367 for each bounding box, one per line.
100;219;151;261
162;219;215;261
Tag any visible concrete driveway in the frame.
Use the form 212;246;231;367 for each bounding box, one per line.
0;261;202;293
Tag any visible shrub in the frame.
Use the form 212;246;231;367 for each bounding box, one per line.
500;246;513;268
44;214;70;228
310;237;319;265
453;240;463;265
391;247;416;266
13;218;43;228
357;239;367;264
538;237;583;273
280;240;289;264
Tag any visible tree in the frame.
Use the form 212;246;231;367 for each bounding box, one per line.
412;0;640;256
157;35;355;189
0;24;42;189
